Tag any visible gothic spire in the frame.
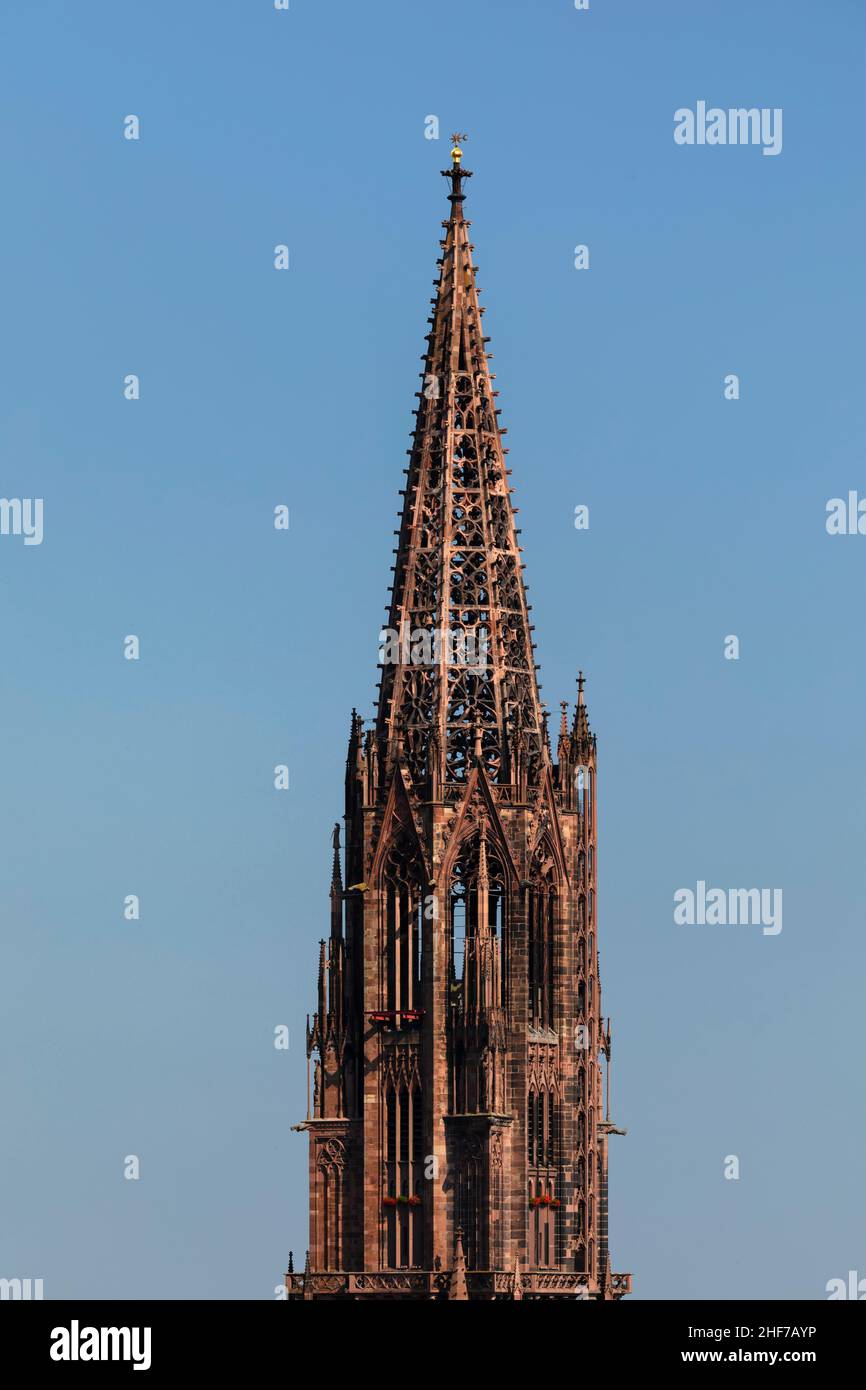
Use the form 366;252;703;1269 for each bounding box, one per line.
330;822;342;940
447;1228;469;1301
572;669;594;759
375;138;544;791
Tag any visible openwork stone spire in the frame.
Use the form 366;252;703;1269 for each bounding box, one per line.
376;136;544;789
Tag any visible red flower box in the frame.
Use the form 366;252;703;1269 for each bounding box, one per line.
408;1194;422;1207
382;1196;397;1208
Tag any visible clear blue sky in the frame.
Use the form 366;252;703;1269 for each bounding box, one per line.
2;0;864;1300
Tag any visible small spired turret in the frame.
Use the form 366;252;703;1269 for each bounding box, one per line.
573;670;594;759
288;139;631;1302
447;1229;469;1302
305;825;350;1122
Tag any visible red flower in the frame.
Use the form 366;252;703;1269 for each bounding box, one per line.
383;1196;397;1208
408;1194;422;1207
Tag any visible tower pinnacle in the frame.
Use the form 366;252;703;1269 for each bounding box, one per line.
443;132;471;206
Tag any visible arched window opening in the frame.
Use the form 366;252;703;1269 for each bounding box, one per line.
529;1176;557;1270
528;849;556;1029
546;1092;556;1165
383;840;424;1014
532;1180;541;1266
528;1087;549;1168
544;1181;553;1267
448;834;507;1011
527;1089;536;1164
575;766;587;816
526;1082;559;1268
457;1139;484;1268
451;880;467;985
384;1082;423;1269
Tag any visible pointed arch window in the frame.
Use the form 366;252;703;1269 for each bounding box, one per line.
448;832;507;1011
527;1086;555;1168
383;839;424;1014
384;1080;423;1268
526;1080;560;1268
528;849;556;1029
575;766;589;817
529;1178;557;1269
457;1135;485;1269
317;1139;346;1272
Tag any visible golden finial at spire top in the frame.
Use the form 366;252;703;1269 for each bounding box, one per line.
450;131;468;164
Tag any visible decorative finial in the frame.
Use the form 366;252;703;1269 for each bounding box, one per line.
442;132;472;207
577;670;585;702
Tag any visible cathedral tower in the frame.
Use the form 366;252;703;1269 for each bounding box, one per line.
287;141;631;1300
